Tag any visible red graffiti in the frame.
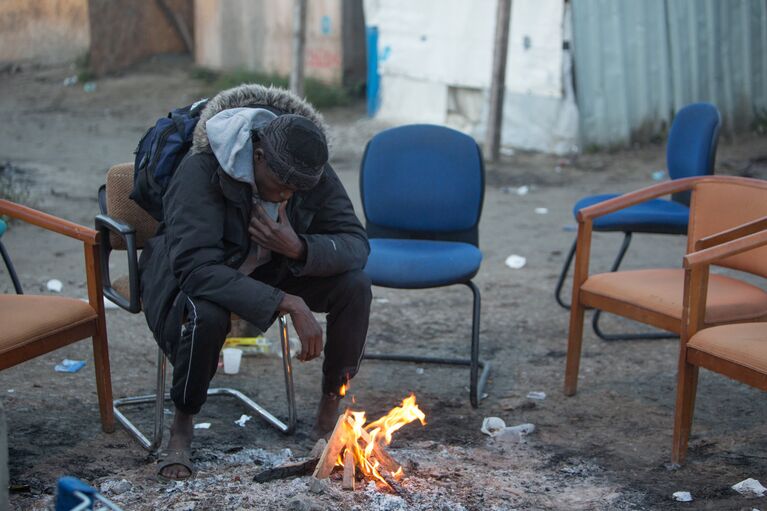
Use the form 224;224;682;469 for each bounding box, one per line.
306;48;341;69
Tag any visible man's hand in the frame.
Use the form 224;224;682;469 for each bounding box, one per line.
249;202;307;260
278;294;322;362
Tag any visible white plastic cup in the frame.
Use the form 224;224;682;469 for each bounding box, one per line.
222;348;243;374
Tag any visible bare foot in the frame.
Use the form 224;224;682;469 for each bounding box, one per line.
312;393;342;439
159;408;194;480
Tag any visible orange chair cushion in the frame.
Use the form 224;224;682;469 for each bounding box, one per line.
688;323;767;374
0;295;97;354
581;269;767;324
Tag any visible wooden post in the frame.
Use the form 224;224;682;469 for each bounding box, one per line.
485;0;512;162
290;0;308;98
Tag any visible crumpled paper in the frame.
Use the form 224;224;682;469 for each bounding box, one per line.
731;478;766;497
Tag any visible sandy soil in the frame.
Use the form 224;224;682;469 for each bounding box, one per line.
1;57;767;510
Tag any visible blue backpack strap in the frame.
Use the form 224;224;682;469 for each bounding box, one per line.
129;99;208;221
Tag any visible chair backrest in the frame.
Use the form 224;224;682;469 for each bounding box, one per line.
103;163;159;250
359;124;484;246
667;103;721;205
688;176;767;278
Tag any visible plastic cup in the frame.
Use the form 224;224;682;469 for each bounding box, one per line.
222;348;243;374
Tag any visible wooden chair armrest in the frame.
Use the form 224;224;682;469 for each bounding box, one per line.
0;199;105;315
0;199;98;244
694;216;767;251
681;225;767;339
684;227;767;268
576;177;701;222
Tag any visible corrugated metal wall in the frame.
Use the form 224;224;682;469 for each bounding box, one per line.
572;0;767;148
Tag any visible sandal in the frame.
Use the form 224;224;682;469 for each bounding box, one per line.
157;448;195;482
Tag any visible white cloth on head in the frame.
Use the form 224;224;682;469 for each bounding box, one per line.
206;107;276;185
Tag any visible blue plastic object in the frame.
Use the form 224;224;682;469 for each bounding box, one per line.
366;26;380;117
56;476;122;511
0;219;6;237
56;477;98;511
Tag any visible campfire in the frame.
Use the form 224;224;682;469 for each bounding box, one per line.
314;393;426;491
253;394;426;495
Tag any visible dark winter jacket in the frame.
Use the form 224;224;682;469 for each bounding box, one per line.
138;85;369;339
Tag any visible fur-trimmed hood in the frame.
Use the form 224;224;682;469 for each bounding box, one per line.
192;83;328;154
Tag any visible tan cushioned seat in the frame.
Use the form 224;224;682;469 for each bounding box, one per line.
581;269;767;324
111;275;131;303
688;323;767;374
0;295;97;353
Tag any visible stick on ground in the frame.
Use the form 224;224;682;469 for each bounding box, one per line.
253;458;319;483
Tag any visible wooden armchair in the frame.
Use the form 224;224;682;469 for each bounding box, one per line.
0;199;114;432
672;216;767;464
565;176;767;396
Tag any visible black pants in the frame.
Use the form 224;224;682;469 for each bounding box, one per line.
162;269;372;415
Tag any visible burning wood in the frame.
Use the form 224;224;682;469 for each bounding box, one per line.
312;415;348;480
342;450;355;490
311;394;426;493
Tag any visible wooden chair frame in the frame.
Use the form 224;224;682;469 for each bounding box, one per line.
0;199;114;433
564;176;767;396
672;215;767;464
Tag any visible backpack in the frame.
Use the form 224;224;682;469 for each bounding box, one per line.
130;98;208;221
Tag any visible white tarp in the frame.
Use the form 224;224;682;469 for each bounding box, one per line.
364;0;579;154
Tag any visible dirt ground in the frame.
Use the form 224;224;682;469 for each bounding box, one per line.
1;57;766;511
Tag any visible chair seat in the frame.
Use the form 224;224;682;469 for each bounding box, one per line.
581;269;767;324
0;295;97;353
688;323;767;374
365;239;482;289
574;194;689;233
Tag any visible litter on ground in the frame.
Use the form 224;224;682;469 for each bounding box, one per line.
54;359;85;373
505;255;527;269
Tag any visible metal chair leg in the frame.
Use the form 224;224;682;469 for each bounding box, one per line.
591;232;677;341
554;238;577;309
363;280;491;408
114;316;296;452
592;312;677;341
0;240;23;294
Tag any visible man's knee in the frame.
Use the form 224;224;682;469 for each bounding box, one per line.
185;297;230;338
336;269;372;302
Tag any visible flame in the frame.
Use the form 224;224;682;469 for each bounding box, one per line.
365;394;427;445
334;394;426;488
339;383;347;397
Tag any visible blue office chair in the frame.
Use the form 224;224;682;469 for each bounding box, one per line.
0;219;22;294
555;102;721;340
360;124;490;407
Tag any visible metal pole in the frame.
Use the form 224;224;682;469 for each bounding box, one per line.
486;0;512;161
290;0;308;98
